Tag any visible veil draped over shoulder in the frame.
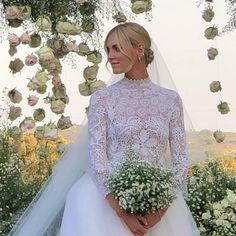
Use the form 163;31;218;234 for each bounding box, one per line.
8;40;195;236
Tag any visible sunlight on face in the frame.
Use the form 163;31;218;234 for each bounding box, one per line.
105;33;136;74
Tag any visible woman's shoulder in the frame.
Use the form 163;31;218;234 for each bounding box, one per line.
154;84;180;101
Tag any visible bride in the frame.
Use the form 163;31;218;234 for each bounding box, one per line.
8;22;200;236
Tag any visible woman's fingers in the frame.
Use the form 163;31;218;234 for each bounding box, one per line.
136;215;148;226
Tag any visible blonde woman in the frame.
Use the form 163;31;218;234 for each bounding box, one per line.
59;22;200;236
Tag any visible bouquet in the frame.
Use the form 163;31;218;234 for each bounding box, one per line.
105;150;178;215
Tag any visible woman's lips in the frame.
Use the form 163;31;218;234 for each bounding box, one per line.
111;62;120;67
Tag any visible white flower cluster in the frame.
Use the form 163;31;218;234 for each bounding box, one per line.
201;189;236;235
106;150;177;215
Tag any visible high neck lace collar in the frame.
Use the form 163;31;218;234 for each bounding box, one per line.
122;76;152;89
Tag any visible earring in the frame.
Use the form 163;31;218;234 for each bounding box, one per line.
138;53;144;62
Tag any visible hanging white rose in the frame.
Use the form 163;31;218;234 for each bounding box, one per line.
9;58;24;74
45;58;62;75
20;117;36;130
78;82;91;96
5;6;21;20
8;88;23;103
213;130;225;143
83;65;99;80
209;81;221;93
217;101;230;115
87;51;102;64
8;45;17;56
113;12;127;23
207;47;218;60
65;41;79;53
25;54;38;66
10;126;23;139
8;106;22;121
27;95;39;106
43;123;58;140
18;6;31;20
56;21;82;35
29;33;42;48
78;43;90;56
33;108;45;121
89;80;106;93
204;26;218;40
131;1;152;14
36;15;52;32
202;7;214;22
20;32;31;44
50;100;66;114
57;115;73;130
34;126;45;139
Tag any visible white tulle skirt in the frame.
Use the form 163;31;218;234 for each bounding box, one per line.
60;173;200;236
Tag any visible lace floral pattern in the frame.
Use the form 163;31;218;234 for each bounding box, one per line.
88;77;188;198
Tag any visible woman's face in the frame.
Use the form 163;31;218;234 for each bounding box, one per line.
105;33;137;74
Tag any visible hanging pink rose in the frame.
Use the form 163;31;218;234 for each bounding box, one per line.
20;32;31;44
52;75;62;87
25;54;38;66
8;34;20;47
5;6;21;20
27;95;39;106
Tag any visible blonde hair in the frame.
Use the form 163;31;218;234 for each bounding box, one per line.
104;22;154;66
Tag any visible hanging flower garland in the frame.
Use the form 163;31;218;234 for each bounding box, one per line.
196;0;232;143
0;0;153;137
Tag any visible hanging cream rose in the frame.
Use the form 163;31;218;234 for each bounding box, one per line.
66;41;80;53
57;115;73;130
52;75;62;87
33;108;45;121
217;101;230;114
35;71;49;86
213;130;225;143
5;6;21;20
36;15;52;32
50;100;66;114
36;84;47;94
36;46;55;62
52;84;67;98
9;58;24;74
18;6;31;20
27;95;39;106
89;80;106;93
131;1;152;14
78;82;91;96
8;106;22;121
20;32;31;44
207;47;218;60
8;88;23;103
34;126;44;139
209;81;221;93
27;78;40;91
83;65;99;80
75;0;88;5
113;12;127;23
8;45;17;56
20;117;36;130
202;7;215;22
8;33;20;47
56;21;82;35
78;42;90;56
29;33;42;48
87;51;102;64
46;58;62;75
25;54;38;66
10;126;23;139
204;26;218;40
43;123;58;140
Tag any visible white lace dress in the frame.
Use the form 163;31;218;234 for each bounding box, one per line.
60;77;200;236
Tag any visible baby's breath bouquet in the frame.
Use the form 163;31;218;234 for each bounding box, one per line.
105;150;178;215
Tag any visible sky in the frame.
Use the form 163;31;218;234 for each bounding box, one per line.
0;0;236;132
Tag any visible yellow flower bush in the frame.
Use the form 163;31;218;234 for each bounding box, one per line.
18;132;69;184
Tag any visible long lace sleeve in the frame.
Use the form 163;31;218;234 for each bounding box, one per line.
88;92;110;199
169;92;189;193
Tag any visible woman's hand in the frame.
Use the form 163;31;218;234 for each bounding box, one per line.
106;193;148;236
144;207;168;229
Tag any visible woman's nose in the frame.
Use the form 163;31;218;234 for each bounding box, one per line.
108;50;115;60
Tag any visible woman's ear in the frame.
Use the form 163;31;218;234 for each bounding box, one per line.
137;42;145;56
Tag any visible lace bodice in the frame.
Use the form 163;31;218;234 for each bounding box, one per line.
88;77;188;198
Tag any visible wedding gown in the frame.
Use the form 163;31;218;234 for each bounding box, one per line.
60;76;200;236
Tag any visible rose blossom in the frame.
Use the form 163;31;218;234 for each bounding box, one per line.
25;54;38;66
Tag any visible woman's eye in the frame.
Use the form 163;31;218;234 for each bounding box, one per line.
113;45;120;52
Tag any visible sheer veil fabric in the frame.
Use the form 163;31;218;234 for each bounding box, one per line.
8;40;195;236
